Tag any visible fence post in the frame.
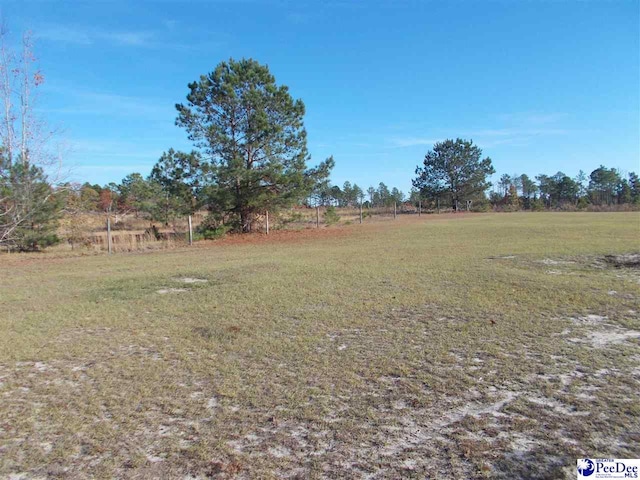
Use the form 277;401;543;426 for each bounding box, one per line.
394;202;397;219
265;211;269;235
359;201;363;224
418;200;422;216
188;215;193;245
437;197;440;214
316;207;320;228
107;216;112;255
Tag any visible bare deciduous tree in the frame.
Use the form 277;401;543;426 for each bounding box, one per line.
0;24;66;250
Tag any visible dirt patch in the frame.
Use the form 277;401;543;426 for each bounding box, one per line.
191;213;476;249
196;224;355;248
605;253;640;268
156;288;188;294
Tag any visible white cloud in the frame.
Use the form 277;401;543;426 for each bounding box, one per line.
388;121;571;150
100;31;154;47
36;24;156;48
36;27;93;45
73;164;151;172
40;88;172;119
68;138;165;159
469;127;569;137
494;112;569;125
163;19;178;31
286;13;311;25
390;137;441;148
35;22;225;52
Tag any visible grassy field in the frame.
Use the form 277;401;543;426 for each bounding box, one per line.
1;212;639;479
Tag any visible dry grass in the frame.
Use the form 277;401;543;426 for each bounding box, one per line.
1;212;639;479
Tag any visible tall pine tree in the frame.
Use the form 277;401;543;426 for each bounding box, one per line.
176;58;333;232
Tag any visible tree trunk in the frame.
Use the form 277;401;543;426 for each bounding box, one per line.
240;209;252;233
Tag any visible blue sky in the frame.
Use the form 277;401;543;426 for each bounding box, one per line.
5;0;640;195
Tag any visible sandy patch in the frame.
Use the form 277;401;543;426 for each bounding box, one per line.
157;288;188;294
571;314;608;325
538;259;574;265
175;277;208;284
569;327;640;348
268;445;292;458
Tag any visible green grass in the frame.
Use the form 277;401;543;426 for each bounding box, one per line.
1;212;639;479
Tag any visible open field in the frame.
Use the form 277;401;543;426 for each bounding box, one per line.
1;212;639;479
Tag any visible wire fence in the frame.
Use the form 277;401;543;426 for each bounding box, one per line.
54;203;464;254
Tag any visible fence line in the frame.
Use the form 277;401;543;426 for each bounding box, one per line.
57;206;462;254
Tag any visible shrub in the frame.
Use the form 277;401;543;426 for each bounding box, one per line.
195;213;232;240
194;225;230;240
471;199;491;212
323;206;340;225
577;197;589;210
17;232;59;251
531;198;545;211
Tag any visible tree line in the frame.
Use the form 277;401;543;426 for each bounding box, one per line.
1;32;638;251
409;138;639;211
62;156;639;237
489;168;639;210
